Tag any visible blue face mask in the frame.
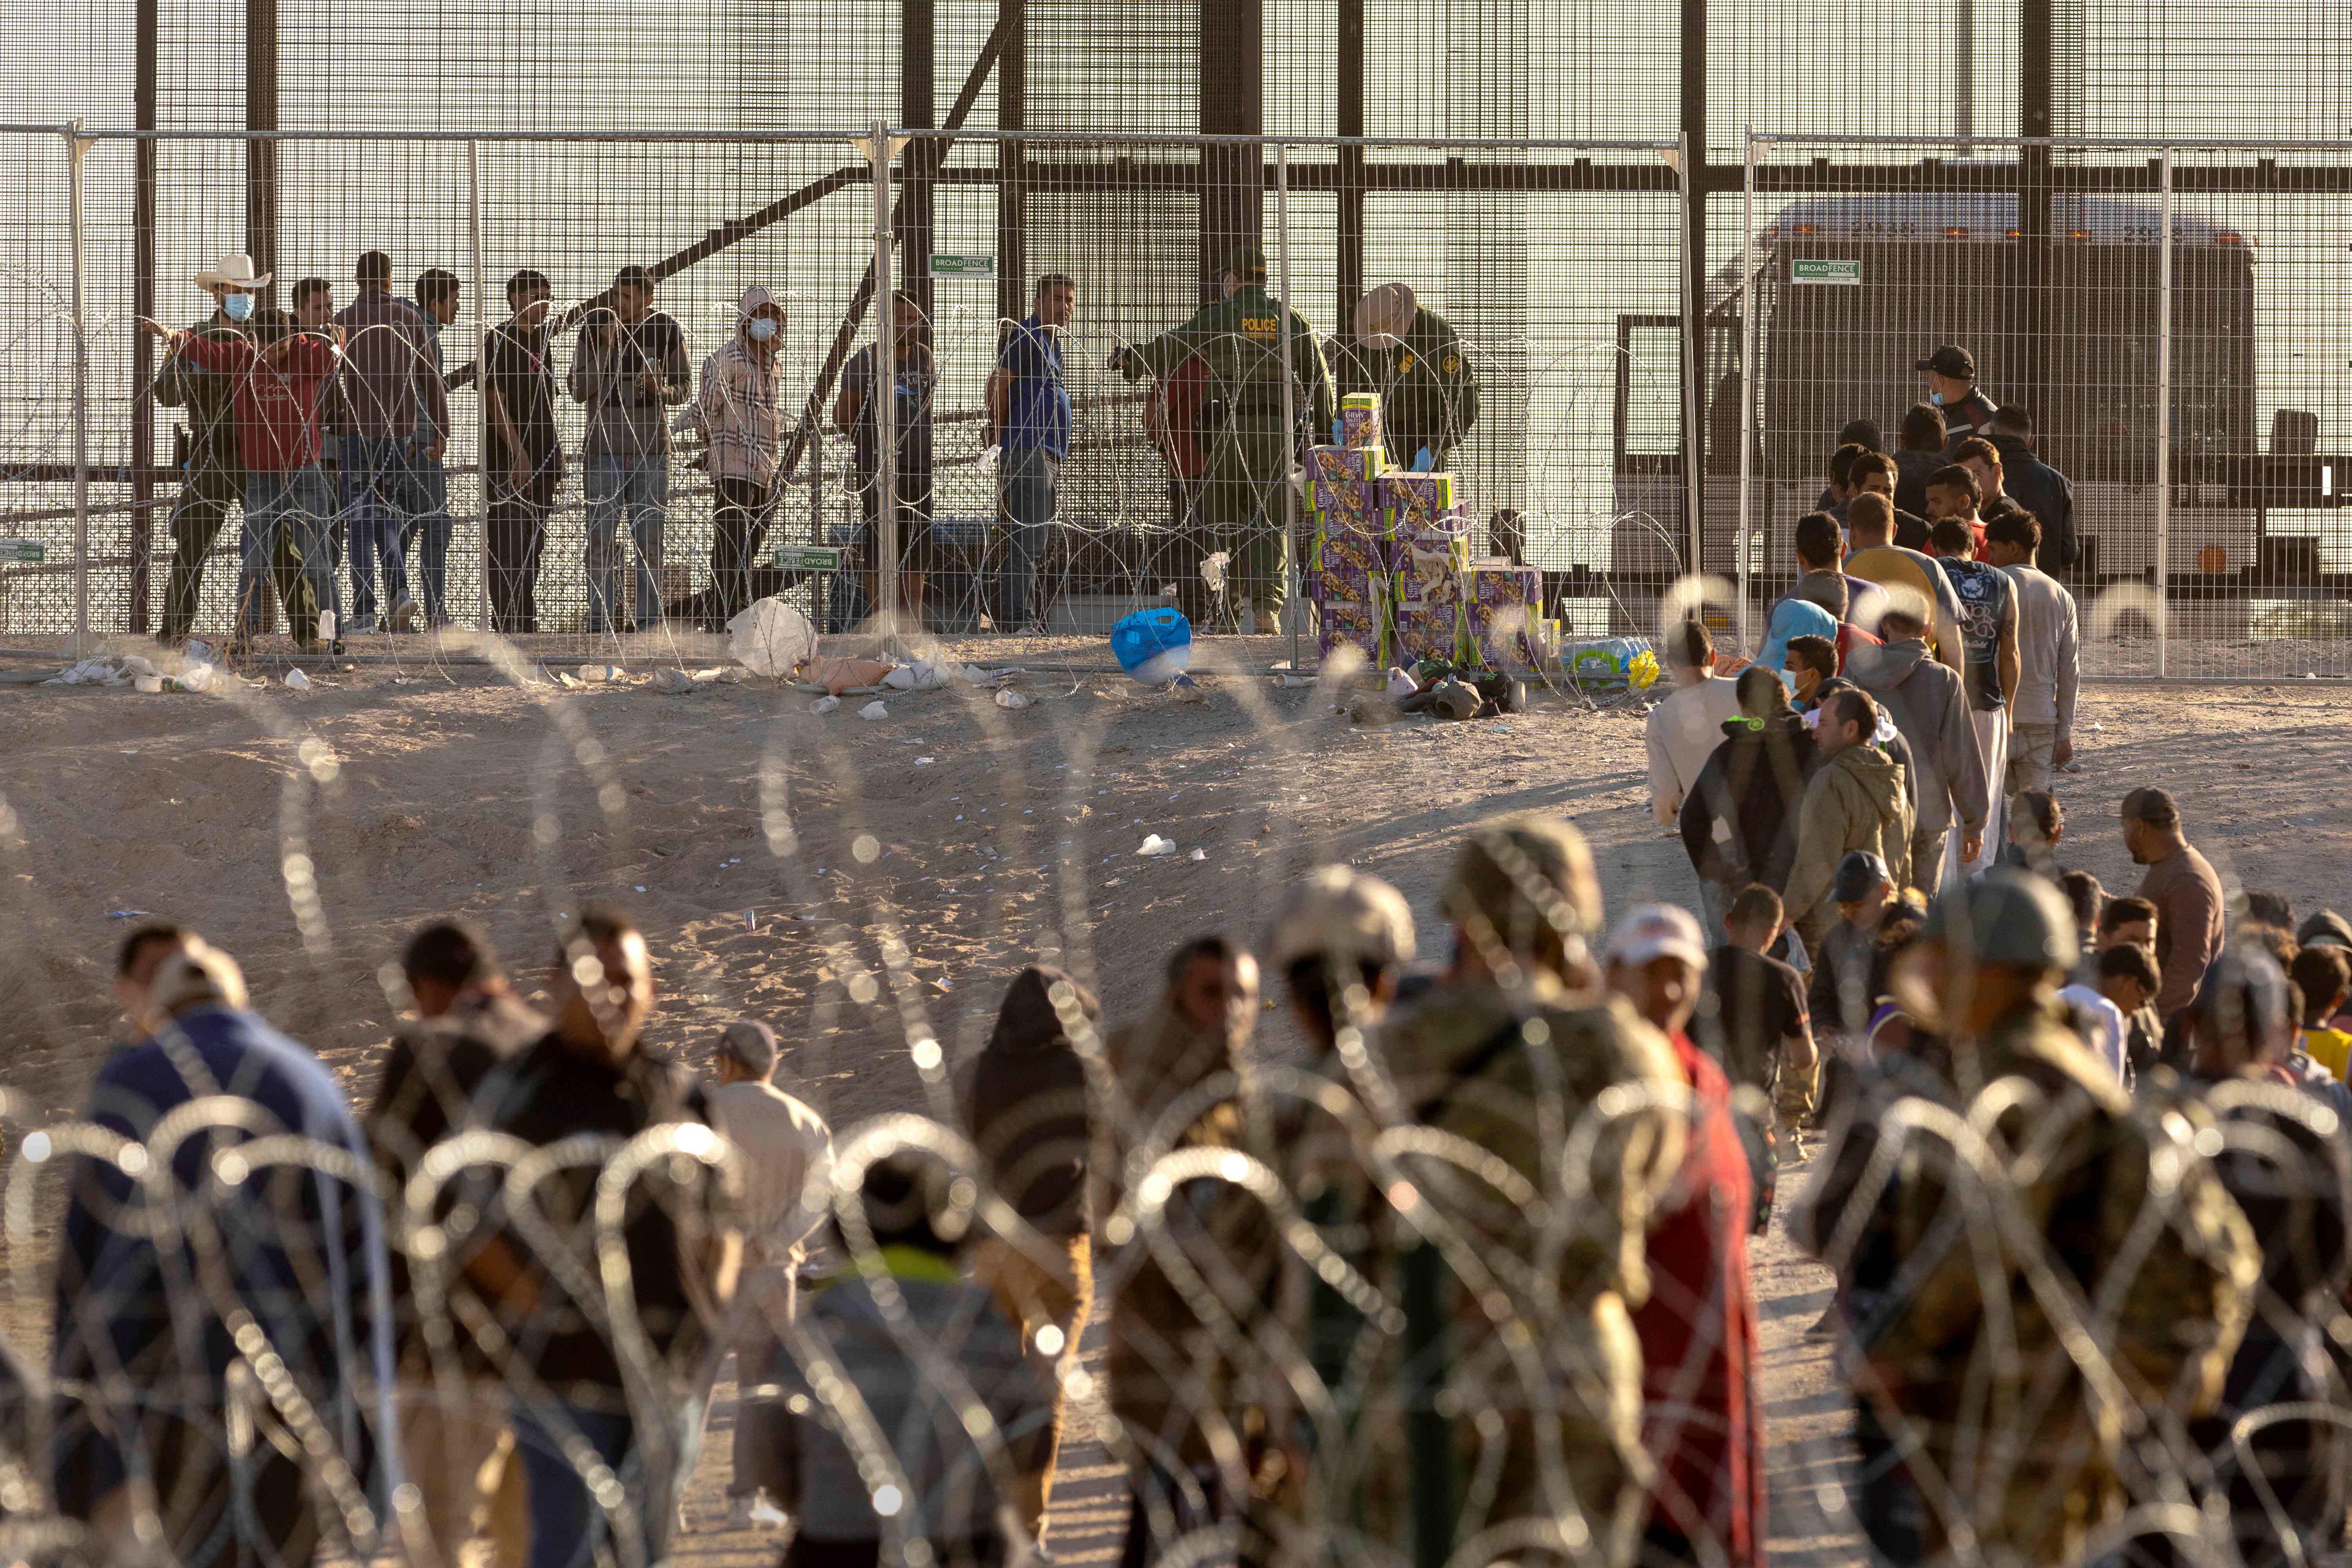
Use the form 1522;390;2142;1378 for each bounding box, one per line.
222;293;255;323
747;317;779;343
1929;390;1944;407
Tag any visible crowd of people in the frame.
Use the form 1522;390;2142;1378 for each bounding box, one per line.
46;742;2352;1568
138;242;1479;648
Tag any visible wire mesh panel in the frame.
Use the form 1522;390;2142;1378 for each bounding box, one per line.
1733;133;2352;682
0;130;84;641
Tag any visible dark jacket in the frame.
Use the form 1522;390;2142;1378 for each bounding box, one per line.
958;965;1099;1239
154;316;252;475
1989;432;2078;569
1892;448;1944;518
1679;712;1819;891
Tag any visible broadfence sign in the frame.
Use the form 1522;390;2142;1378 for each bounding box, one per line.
930;253;995;278
1790;258;1862;285
773;544;845;572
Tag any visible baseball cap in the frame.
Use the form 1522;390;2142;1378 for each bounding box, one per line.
1915;345;1975;379
1225;243;1269;281
1602;904;1710;971
1832;850;1891;905
1920;869;2075;971
2298;909;2352;953
2120;786;2181;829
1266;866;1417;972
614;263;656;290
1444;813;1604;947
717;1018;779;1076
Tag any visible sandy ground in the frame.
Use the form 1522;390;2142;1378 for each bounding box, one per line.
4;633;2350;1565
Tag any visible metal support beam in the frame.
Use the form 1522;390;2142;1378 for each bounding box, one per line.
995;0;1028;329
1680;0;1706;563
1335;0;1366;333
2019;0;2054;439
129;0;157;632
900;0;936;320
1198;0;1264;298
245;0;278;297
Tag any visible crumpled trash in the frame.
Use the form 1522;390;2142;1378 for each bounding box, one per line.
1187;847;1207;861
122;655;159;679
1385;667;1420;699
555;670;584;689
1136;834;1177;857
134;673;164;694
995;689;1031;710
578;663;620;683
1199;552;1230;592
653;667;698;693
44;657;132;686
177;662;216;693
728;599;817;679
810;656;896;695
977;445;1001;476
883;660;953;692
811;695;840;714
283;669;310;691
858;700;889;720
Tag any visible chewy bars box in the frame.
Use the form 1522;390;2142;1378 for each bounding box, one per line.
1309;443;1387;523
1310;559;1379;606
1463;560;1544;670
1389;506;1475;561
1316;599;1387;668
1313;523;1386;578
1380;472;1456;535
1338;392;1383;452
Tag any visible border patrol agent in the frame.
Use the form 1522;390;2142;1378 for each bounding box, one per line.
1114;244;1335;632
1351;282;1478;473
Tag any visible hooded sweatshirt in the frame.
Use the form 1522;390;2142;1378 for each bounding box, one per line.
960;964;1099;1239
1679;711;1819;890
1783;740;1915;930
1845;636;1987;842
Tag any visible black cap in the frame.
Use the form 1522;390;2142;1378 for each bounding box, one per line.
1915;345;1975;379
614;263;656;291
1832;850;1891;904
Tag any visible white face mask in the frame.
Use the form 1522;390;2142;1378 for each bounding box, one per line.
747;316;779;342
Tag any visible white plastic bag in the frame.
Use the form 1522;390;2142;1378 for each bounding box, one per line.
728;599;817;679
858;700;889;720
1136;834;1176;857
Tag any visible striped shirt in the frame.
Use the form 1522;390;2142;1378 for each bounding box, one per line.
697;336;782;486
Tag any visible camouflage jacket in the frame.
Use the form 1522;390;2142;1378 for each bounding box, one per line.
1120;284;1337;433
1350;307;1477;453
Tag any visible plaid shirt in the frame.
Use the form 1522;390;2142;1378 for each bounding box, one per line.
696;336;781;486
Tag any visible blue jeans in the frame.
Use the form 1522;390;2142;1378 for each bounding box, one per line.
342;435;430;622
511;1394;700;1568
1001;445;1060;630
405;451;452;624
584;453;669;632
241;466;338;641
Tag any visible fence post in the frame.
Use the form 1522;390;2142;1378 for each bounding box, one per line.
2155;147;2172;679
67;119;90;653
871;120;899;643
1675;129;1705;615
1276;138;1298;670
467;139;489;635
1738;128;1757;656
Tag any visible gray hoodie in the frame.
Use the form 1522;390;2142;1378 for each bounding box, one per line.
1845;636;1987;841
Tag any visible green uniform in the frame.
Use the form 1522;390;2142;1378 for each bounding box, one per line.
153;316;248;641
1120;283;1335;626
1352;307;1477;472
1794;1005;2258;1568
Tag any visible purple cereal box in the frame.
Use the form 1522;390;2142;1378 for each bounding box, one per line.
1317;599;1385;666
1392;603;1463;663
1311;477;1382;521
1380;472;1455;532
1313;523;1386;577
1311;560;1376;605
1309;445;1385;486
1339;393;1383;451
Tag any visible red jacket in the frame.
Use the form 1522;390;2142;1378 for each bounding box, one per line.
1632;1029;1767;1565
1834;621;1882;670
176;331;340;474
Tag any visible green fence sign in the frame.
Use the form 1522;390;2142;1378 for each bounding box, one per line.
930;253;995;278
0;539;45;563
1791;258;1862;286
773;544;844;572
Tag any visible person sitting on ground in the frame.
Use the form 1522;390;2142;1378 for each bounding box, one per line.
958;965;1098;1537
1780;686;1914;953
2289;945;2352;1083
1600;904;1765;1567
1645;618;1744;833
2096;942;2164;1079
771;1152;1054;1568
1782;634;1838;712
1679;665;1820;939
707;1020;835;1530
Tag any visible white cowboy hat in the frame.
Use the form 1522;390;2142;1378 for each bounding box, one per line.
194;252;271;291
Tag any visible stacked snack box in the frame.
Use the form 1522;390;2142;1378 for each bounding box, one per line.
1338;391;1383;452
1308;443;1389;666
1462;559;1545;671
1383;473;1466;663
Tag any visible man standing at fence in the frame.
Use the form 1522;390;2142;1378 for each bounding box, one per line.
835;290;938;632
989;272;1076;634
573;264;691;635
338;250;447;635
484;270;561;634
1350;281;1478;474
1112;245;1336;634
409;269;462;630
154;252;264;645
1918;345;1999;448
694;285;786;631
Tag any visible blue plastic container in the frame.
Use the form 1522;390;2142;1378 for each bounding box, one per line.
1111;607;1194;686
